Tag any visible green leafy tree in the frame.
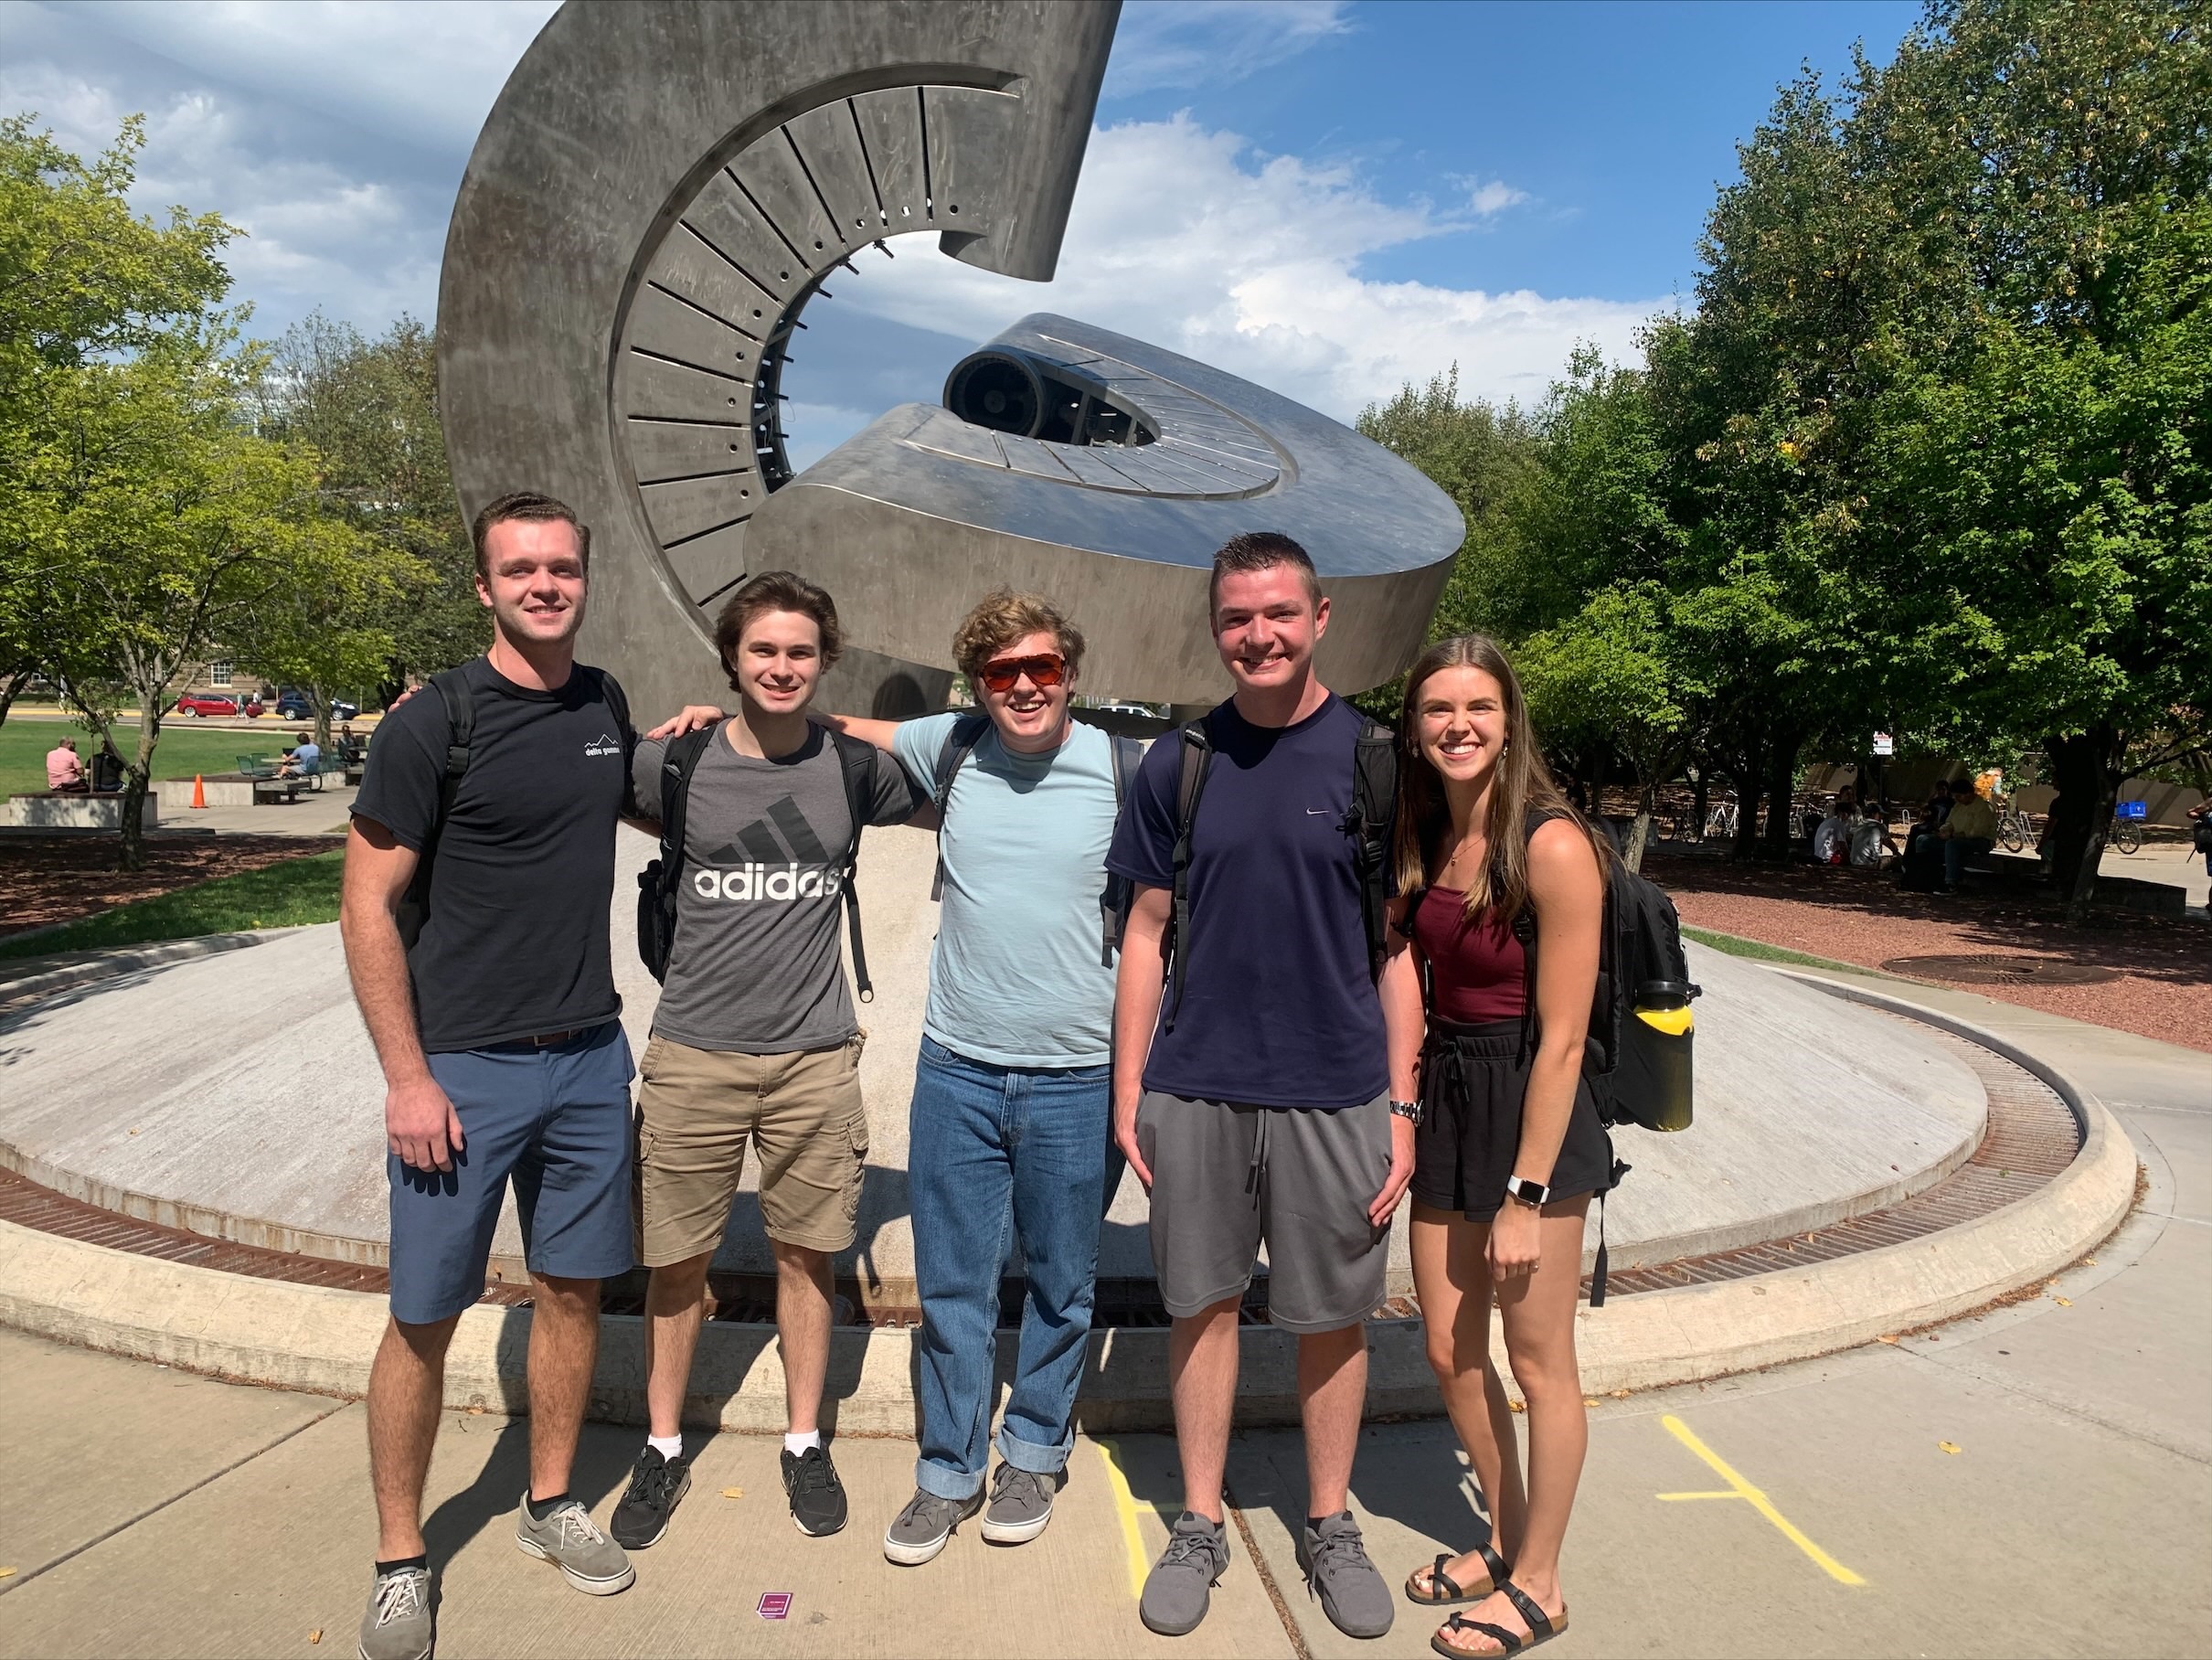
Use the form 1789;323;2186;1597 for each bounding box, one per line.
0;113;234;728
258;314;484;700
28;338;369;866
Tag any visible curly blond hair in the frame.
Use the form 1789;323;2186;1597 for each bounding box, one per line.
952;591;1084;682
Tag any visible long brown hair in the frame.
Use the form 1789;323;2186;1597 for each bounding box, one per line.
1392;633;1608;920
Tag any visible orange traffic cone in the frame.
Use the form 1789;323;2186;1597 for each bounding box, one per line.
191;774;207;809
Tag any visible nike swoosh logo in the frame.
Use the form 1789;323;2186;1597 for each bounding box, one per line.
1306;808;1330;815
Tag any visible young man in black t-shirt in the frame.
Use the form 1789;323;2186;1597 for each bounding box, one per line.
343;492;716;1660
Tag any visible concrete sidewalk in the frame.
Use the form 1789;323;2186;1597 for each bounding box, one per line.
1;989;2205;1659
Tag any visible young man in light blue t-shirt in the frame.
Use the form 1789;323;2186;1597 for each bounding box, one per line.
831;590;1129;1567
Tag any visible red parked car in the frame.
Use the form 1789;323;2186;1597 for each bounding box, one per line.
173;693;264;718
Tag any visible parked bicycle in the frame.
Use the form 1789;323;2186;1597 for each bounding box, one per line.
1996;802;2038;853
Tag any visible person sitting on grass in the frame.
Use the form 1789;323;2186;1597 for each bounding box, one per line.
1937;781;1998;892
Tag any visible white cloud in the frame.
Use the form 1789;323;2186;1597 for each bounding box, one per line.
3;3;1668;422
1467;178;1531;218
69;0;557;155
824;116;1669;417
1103;0;1355;95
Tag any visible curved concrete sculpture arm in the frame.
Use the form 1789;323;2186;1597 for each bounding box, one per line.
440;0;1119;720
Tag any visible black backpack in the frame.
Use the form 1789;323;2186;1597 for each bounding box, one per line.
634;723;884;998
1505;809;1700;1134
1161;712;1397;1030
928;714;1144;966
2192;814;2212;854
394;662;631;951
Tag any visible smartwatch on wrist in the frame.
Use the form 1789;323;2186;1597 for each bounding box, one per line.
1388;1098;1423;1126
1504;1176;1551;1208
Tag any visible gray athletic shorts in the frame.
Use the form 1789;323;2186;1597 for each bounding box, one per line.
1135;1091;1392;1334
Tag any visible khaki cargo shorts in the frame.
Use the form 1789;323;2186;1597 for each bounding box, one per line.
633;1032;869;1264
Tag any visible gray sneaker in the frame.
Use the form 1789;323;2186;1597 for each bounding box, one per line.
980;1463;1058;1545
514;1495;635;1595
883;1485;984;1566
1298;1511;1393;1638
356;1566;432;1660
1140;1512;1230;1637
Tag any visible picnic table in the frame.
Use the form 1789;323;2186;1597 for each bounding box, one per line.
237;754;309;804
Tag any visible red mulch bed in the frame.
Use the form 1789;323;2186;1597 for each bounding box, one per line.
0;834;346;940
1646;849;2212;1054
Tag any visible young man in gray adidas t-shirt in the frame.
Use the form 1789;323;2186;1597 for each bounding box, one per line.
831;591;1131;1567
612;572;918;1549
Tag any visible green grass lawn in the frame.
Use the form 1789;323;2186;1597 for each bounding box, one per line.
1681;923;1875;976
0;850;343;960
0;717;299;798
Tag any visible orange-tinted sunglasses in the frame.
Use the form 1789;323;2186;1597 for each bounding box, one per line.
978;653;1067;693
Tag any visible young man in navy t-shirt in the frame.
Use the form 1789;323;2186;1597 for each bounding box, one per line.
1108;533;1415;1642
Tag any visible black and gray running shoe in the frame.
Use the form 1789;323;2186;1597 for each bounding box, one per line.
781;1443;847;1537
611;1445;692;1549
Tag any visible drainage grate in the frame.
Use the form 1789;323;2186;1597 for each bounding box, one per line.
0;1012;2083;1322
1592;1014;2080;1297
1879;952;2118;985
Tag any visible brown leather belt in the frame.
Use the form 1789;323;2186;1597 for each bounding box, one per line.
525;1027;583;1047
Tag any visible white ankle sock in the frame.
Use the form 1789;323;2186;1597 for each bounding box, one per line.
647;1433;683;1463
783;1430;821;1457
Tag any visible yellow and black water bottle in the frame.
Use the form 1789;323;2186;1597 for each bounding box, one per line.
1618;980;1696;1132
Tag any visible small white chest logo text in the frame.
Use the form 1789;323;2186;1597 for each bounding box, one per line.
583;732;622;758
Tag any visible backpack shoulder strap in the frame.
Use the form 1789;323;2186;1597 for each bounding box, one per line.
1163;720;1215;1030
827;729;879;1003
655;725;718;877
928;713;993;903
395;665;477;949
1349;718;1398;980
1097;731;1148;967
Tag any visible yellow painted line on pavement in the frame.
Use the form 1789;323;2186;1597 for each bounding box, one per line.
1093;1438;1151;1601
1659;1415;1866;1586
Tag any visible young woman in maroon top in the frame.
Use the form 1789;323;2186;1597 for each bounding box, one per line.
1378;634;1611;1657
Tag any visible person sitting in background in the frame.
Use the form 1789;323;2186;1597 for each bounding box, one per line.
1849;803;1896;868
1813;798;1854;865
278;730;322;778
1938;781;1998;892
46;737;88;793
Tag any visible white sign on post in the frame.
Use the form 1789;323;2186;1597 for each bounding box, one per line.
1872;732;1895;756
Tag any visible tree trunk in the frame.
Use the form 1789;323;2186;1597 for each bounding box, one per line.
1690;762;1710;843
1731;735;1766;862
117;701;164;873
1762;729;1803;859
1628;779;1656;876
2040;729;2100;891
2045;726;2121;921
0;665;33;730
310;683;334;752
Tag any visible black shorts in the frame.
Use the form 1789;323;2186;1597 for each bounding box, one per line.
1410;1017;1615;1220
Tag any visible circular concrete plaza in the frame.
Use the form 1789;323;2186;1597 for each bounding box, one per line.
0;825;1990;1300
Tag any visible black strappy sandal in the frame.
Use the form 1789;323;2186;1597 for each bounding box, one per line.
1404;1540;1509;1606
1430;1578;1569;1657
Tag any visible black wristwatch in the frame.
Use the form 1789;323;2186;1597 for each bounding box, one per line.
1504;1176;1551;1208
1388;1098;1423;1125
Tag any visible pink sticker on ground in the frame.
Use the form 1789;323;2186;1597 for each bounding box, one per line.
757;1592;792;1621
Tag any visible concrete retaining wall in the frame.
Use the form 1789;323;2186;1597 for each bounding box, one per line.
3;793;156;829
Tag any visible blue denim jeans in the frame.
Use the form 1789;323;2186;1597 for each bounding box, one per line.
909;1036;1111;1500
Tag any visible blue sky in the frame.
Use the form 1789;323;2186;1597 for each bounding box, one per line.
2;0;1920;459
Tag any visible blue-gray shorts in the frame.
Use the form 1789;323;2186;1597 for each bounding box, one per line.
388;1021;636;1325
